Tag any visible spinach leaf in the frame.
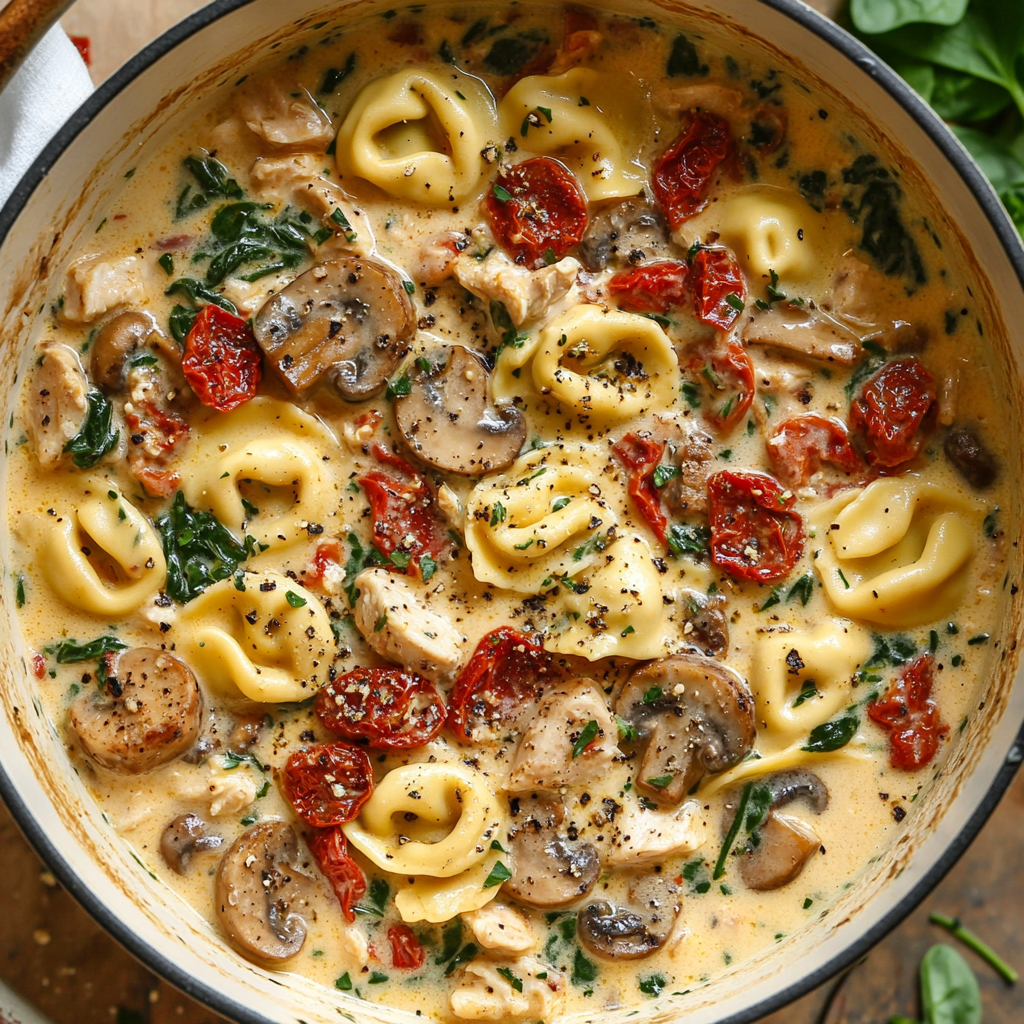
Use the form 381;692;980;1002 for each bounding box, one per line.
483;34;543;76
666;34;708;77
342;531;389;606
198;203;310;286
47;635;127;663
156;492;255;604
920;945;982;1024
801;713;859;753
175;154;243;219
318;52;356;94
63;390;119;468
168;304;199;344
667;522;710;557
851;0;969;35
164;278;238;315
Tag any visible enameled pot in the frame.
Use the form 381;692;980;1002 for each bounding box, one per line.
0;2;1023;1022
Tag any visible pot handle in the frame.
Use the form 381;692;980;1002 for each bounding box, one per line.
0;0;78;95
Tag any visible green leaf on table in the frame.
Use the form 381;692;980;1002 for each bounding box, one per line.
920;944;982;1024
851;0;969;35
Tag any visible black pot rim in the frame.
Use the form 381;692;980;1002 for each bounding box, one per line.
1;1;1023;1022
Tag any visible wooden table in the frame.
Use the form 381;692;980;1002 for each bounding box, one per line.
0;2;1018;1022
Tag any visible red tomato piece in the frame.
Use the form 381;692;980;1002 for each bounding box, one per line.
689;340;754;433
315;667;446;750
767;414;864;487
652;112;733;230
181;304;262;412
849;358;937;467
564;10;599;34
448;627;558;741
305;540;342;588
607;260;690;314
359;444;448;568
308;826;366;923
707;470;803;583
31;653;46;679
868;654;949;770
612;433;668;543
281;742;374;828
388;925;426;969
486;157;589;264
691;247;746;330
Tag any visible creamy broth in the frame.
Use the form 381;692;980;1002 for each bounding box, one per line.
5;4;1011;1020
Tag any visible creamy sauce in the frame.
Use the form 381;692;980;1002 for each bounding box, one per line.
4;5;1011;1020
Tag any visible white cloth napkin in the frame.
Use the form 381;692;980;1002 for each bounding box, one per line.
0;23;94;209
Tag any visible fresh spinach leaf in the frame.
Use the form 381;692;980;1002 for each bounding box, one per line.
63;390;119;468
851;0;969;35
920;944;982;1024
156;492;255;603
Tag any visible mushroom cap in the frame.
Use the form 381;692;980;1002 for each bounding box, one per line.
763;769;829;815
91;310;161;391
394;346;526;476
738;812;819;891
69;648;203;774
506;830;600;908
253;258;414;399
577;900;663;960
616;653;755;804
215;822;317;962
159;811;222;875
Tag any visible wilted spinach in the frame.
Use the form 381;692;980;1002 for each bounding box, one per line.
63;390;119;468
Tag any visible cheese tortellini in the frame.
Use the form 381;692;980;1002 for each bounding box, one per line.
499;69;646;201
39;478;166;616
545;533;669;660
811;477;982;627
529;305;680;423
343;762;505;923
465;443;617;593
709;185;825;282
180;572;333;702
336;68;498;204
181;398;340;552
752;620;872;748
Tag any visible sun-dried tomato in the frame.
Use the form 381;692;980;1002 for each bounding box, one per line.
767;414;864;486
448;627;558;741
487;157;589;264
388;925;426;969
691;246;746;330
652;112;733;230
707;470;803;583
125;399;190;497
849;358;937;467
607;260;690;314
689;339;754;433
316;667;446;750
612;433;668;543
308;826;366;923
31;653;46;679
358;444;448;569
868;654;949;770
181;304;262;412
305;540;342;588
281;742;374;828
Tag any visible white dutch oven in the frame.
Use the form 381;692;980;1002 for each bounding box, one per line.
0;2;1022;1022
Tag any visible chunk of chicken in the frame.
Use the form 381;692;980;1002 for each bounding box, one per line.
436;483;464;533
449;957;565;1021
604;798;708;867
63;254;146;323
353;567;465;680
237;79;334;150
250;154;370;255
171;765;260;817
26;343;89;467
507;681;618;791
655;83;744;119
454;252;580;327
463;903;537;955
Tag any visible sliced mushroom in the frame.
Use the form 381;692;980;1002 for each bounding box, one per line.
91;311;164;391
506;797;599;908
160;811;222;874
215;822;317;962
661;430;713;517
227;713;265;753
577;877;680;961
579;198;668;272
253;257;414;399
678;588;729;655
743;304;861;365
944;424;998;490
739;813;820;891
70;648;203;774
616;654;755;804
727;770;828;891
394;346;526;475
